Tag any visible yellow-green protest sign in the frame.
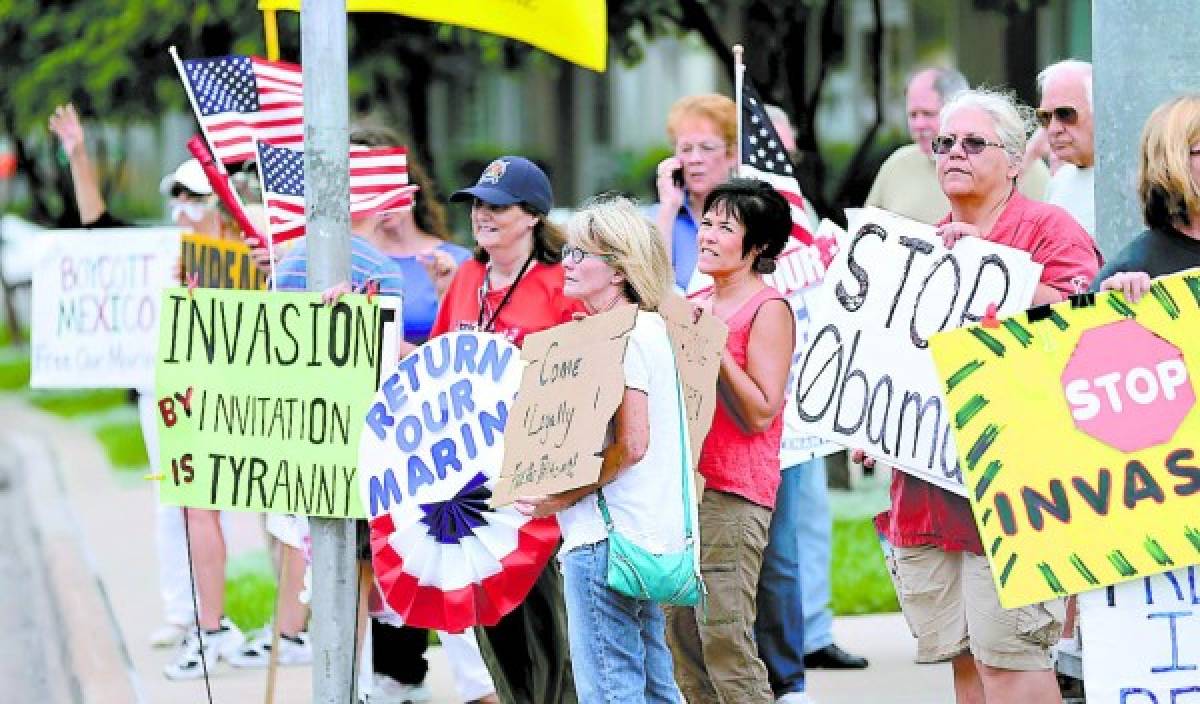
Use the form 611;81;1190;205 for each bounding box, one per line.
155;288;398;517
928;270;1200;608
181;233;268;290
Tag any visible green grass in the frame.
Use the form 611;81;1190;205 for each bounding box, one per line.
830;516;900;615
225;550;278;633
0;350;30;389
94;421;150;470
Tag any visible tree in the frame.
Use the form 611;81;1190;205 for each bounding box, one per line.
0;0;264;225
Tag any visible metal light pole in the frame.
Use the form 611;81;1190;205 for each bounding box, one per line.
301;1;358;701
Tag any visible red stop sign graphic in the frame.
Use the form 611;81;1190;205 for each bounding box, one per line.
1061;319;1194;452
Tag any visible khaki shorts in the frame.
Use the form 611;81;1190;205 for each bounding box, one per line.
888;544;1064;670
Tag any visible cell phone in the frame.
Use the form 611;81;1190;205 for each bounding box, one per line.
672;168;684;188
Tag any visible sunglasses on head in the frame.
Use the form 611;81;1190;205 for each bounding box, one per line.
1035;106;1079;128
931;135;1006;156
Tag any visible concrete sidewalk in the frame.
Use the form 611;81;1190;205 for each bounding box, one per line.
3;397;953;703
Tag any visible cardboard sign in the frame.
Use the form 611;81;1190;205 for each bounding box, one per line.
358;331;522;519
928;270;1200;608
490;304;638;506
156;289;398;517
181;233;268;290
30;228;181;389
659;293;728;472
1079;567;1200;702
793;208;1042;494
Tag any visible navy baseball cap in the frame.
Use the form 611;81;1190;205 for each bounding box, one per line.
450;156;553;214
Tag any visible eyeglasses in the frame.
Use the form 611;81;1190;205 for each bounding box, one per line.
676;141;726;157
931;135;1006;156
561;244;614;265
1035;106;1079;128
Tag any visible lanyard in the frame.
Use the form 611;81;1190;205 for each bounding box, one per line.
476;251;535;332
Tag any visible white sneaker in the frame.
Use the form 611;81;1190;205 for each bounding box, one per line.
228;628;312;668
163;618;246;680
372;673;433;704
149;622;191;649
777;692;818;704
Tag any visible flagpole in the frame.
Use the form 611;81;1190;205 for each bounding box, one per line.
733;44;745;178
252;139;278;287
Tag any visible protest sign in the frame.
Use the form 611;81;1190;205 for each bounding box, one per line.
156;288;399;517
490;304;638;506
928;269;1200;607
31;228;181;389
793;208;1042;494
358;331;522;520
659;293;727;472
181;233;268;290
357;331;557;632
1079;567;1200;702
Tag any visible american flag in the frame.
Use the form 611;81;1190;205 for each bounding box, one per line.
179;54;304;164
257;141;418;244
739;80;815;245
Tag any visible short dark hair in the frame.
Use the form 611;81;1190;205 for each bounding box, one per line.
702;178;792;273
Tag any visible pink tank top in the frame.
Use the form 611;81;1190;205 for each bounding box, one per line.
695;286;789;509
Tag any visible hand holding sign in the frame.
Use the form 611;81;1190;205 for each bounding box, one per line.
928;270;1200;608
490;304;639;507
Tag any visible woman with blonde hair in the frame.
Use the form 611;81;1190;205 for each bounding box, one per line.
518;196;689;704
1099;94;1200;299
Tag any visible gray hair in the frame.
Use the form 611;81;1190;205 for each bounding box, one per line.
907;67;969;102
1037;59;1093;109
940;88;1035;166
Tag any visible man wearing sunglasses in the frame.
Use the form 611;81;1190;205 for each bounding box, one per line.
1037;60;1095;235
866;68;1049;225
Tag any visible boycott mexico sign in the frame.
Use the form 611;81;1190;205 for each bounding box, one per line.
793;208;1042;494
929;269;1200;608
31;228;181;388
156;289;400;518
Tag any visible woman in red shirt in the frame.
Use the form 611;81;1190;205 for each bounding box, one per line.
429;156;583;704
876;88;1099;704
666;179;795;704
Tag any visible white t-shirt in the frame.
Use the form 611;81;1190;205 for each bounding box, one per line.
557;311;690;557
1045;163;1095;236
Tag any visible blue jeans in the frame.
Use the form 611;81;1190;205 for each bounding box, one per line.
755;457;831;694
562;540;681;704
794;458;834;653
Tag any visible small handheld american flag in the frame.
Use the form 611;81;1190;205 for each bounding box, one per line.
738;79;815;245
257;141;418;244
173;50;304;165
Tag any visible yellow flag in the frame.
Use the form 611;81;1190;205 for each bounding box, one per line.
259;0;607;72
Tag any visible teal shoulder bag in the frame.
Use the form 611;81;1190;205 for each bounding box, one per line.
596;365;703;606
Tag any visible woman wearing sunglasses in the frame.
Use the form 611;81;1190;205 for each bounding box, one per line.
875;88;1099;704
517;196;687;704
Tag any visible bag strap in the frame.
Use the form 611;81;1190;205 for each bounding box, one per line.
596;342;693;541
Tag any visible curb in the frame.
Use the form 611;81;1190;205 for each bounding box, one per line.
1;402;142;703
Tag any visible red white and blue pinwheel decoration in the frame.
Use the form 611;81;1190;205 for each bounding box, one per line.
359;332;559;633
